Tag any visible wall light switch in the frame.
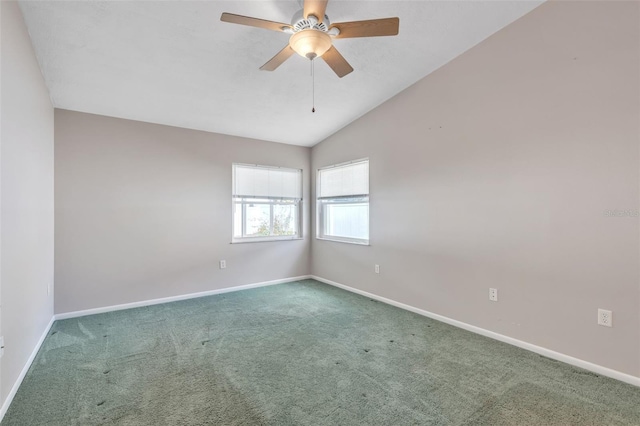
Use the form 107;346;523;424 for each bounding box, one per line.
374;264;380;274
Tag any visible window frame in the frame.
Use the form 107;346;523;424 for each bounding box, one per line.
232;164;303;244
316;159;370;246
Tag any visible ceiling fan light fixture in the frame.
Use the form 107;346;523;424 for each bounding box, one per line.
289;29;332;59
221;1;400;77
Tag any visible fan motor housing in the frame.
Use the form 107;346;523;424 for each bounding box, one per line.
291;9;330;32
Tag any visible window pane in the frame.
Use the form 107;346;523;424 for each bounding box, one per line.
245;204;271;237
232;163;302;243
316;159;369;244
273;204;296;236
233;203;242;237
232;197;300;242
324;202;369;240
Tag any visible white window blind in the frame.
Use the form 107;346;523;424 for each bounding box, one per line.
318;160;369;199
233;164;302;200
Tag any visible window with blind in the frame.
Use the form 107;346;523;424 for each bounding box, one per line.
316;159;369;245
232;163;302;242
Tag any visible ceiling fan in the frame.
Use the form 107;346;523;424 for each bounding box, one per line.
221;0;399;78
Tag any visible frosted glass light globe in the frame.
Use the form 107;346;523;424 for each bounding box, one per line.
289;29;332;59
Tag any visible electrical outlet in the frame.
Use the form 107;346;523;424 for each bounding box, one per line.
489;288;498;302
219;260;226;269
374;264;380;274
597;309;612;327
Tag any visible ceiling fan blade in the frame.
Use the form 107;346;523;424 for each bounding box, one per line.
321;46;353;78
303;0;329;22
221;13;292;33
331;17;399;39
260;45;295;71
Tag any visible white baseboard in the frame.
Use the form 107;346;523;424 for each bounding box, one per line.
311;275;640;388
0;316;55;422
55;275;312;320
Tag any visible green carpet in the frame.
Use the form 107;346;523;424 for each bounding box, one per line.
3;279;640;425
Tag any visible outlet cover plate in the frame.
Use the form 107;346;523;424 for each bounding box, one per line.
597;309;612;327
489;288;498;302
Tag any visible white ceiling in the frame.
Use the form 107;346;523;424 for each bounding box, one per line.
19;0;543;147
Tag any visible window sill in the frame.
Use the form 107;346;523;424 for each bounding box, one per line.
231;237;303;244
316;237;370;246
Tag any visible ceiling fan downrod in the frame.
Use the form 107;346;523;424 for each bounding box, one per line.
311;58;316;113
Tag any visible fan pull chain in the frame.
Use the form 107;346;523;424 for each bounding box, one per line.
311;59;315;113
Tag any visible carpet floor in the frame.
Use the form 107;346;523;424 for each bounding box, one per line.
2;279;640;425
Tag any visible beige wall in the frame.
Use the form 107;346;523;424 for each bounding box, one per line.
0;1;55;408
311;1;640;377
54;110;311;314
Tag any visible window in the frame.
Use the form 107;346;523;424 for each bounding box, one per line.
232;163;302;242
317;159;369;245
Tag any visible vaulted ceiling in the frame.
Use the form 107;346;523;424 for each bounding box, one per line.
19;1;543;146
